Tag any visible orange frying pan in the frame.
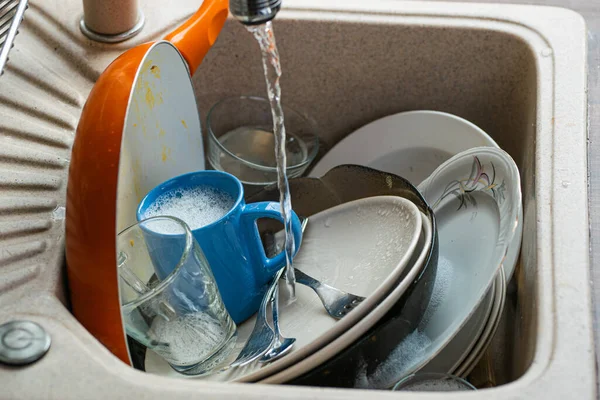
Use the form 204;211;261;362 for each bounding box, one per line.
66;0;229;365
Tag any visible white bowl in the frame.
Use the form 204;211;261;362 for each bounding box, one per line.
309;110;497;185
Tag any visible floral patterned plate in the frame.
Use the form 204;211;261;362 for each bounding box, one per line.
419;146;523;281
398;146;521;380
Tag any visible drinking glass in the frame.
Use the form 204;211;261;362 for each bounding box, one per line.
118;216;237;374
392;372;477;391
206;95;319;193
136;170;303;324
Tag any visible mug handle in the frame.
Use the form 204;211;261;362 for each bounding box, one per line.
240;201;303;275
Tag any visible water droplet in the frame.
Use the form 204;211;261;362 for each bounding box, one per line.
324;218;332;228
561;180;570;188
541;48;552;57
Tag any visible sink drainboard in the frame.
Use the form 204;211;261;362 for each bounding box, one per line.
0;0;593;399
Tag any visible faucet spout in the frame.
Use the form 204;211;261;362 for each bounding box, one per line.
229;0;281;25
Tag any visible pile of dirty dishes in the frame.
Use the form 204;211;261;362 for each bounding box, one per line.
142;170;437;383
139;110;522;390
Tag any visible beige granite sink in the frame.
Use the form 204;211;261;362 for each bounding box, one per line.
0;0;593;399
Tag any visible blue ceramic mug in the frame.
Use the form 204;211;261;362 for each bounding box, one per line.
137;170;303;323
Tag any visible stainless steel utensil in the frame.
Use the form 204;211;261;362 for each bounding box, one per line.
297;217;366;319
258;279;296;363
230;269;281;367
300;215;308;232
0;0;28;76
254;218;304;364
293;268;365;320
263;216;366;320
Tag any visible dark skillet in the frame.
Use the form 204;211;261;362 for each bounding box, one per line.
248;164;439;389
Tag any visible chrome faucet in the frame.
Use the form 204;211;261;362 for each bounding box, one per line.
229;0;281;25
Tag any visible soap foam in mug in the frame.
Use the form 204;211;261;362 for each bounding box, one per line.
144;186;235;232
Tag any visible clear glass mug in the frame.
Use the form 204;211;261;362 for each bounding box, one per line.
206;95;319;193
118;216;237;374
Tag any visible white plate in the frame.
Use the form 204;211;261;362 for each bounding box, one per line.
346;147;520;389
408;147;520;379
419;272;498;375
309;109;521;282
261;211;433;384
145;196;422;381
454;268;506;378
420;173;522;283
309;110;497;186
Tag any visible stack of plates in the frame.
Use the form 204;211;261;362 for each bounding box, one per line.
144;111;523;389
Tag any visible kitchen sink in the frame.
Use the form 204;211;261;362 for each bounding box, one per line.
0;0;593;399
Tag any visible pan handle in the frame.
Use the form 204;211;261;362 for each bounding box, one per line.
164;0;229;75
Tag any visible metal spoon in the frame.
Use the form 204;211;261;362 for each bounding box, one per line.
229;270;280;368
259;278;296;363
258;220;305;364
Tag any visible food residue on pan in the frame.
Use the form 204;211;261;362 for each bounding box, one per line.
142;78;163;110
141;59;153;74
181;120;188;129
150;65;161;78
129;239;135;247
159;129;166;137
161;145;172;162
146;87;155;109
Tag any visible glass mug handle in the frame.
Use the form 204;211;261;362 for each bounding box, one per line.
239;201;303;275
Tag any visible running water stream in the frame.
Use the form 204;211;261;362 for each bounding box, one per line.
248;22;297;298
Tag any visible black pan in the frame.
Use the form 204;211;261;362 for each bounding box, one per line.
248;164;439;389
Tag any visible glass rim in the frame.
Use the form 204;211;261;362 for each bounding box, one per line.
206;95;320;172
392;372;477;391
118;215;194;309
